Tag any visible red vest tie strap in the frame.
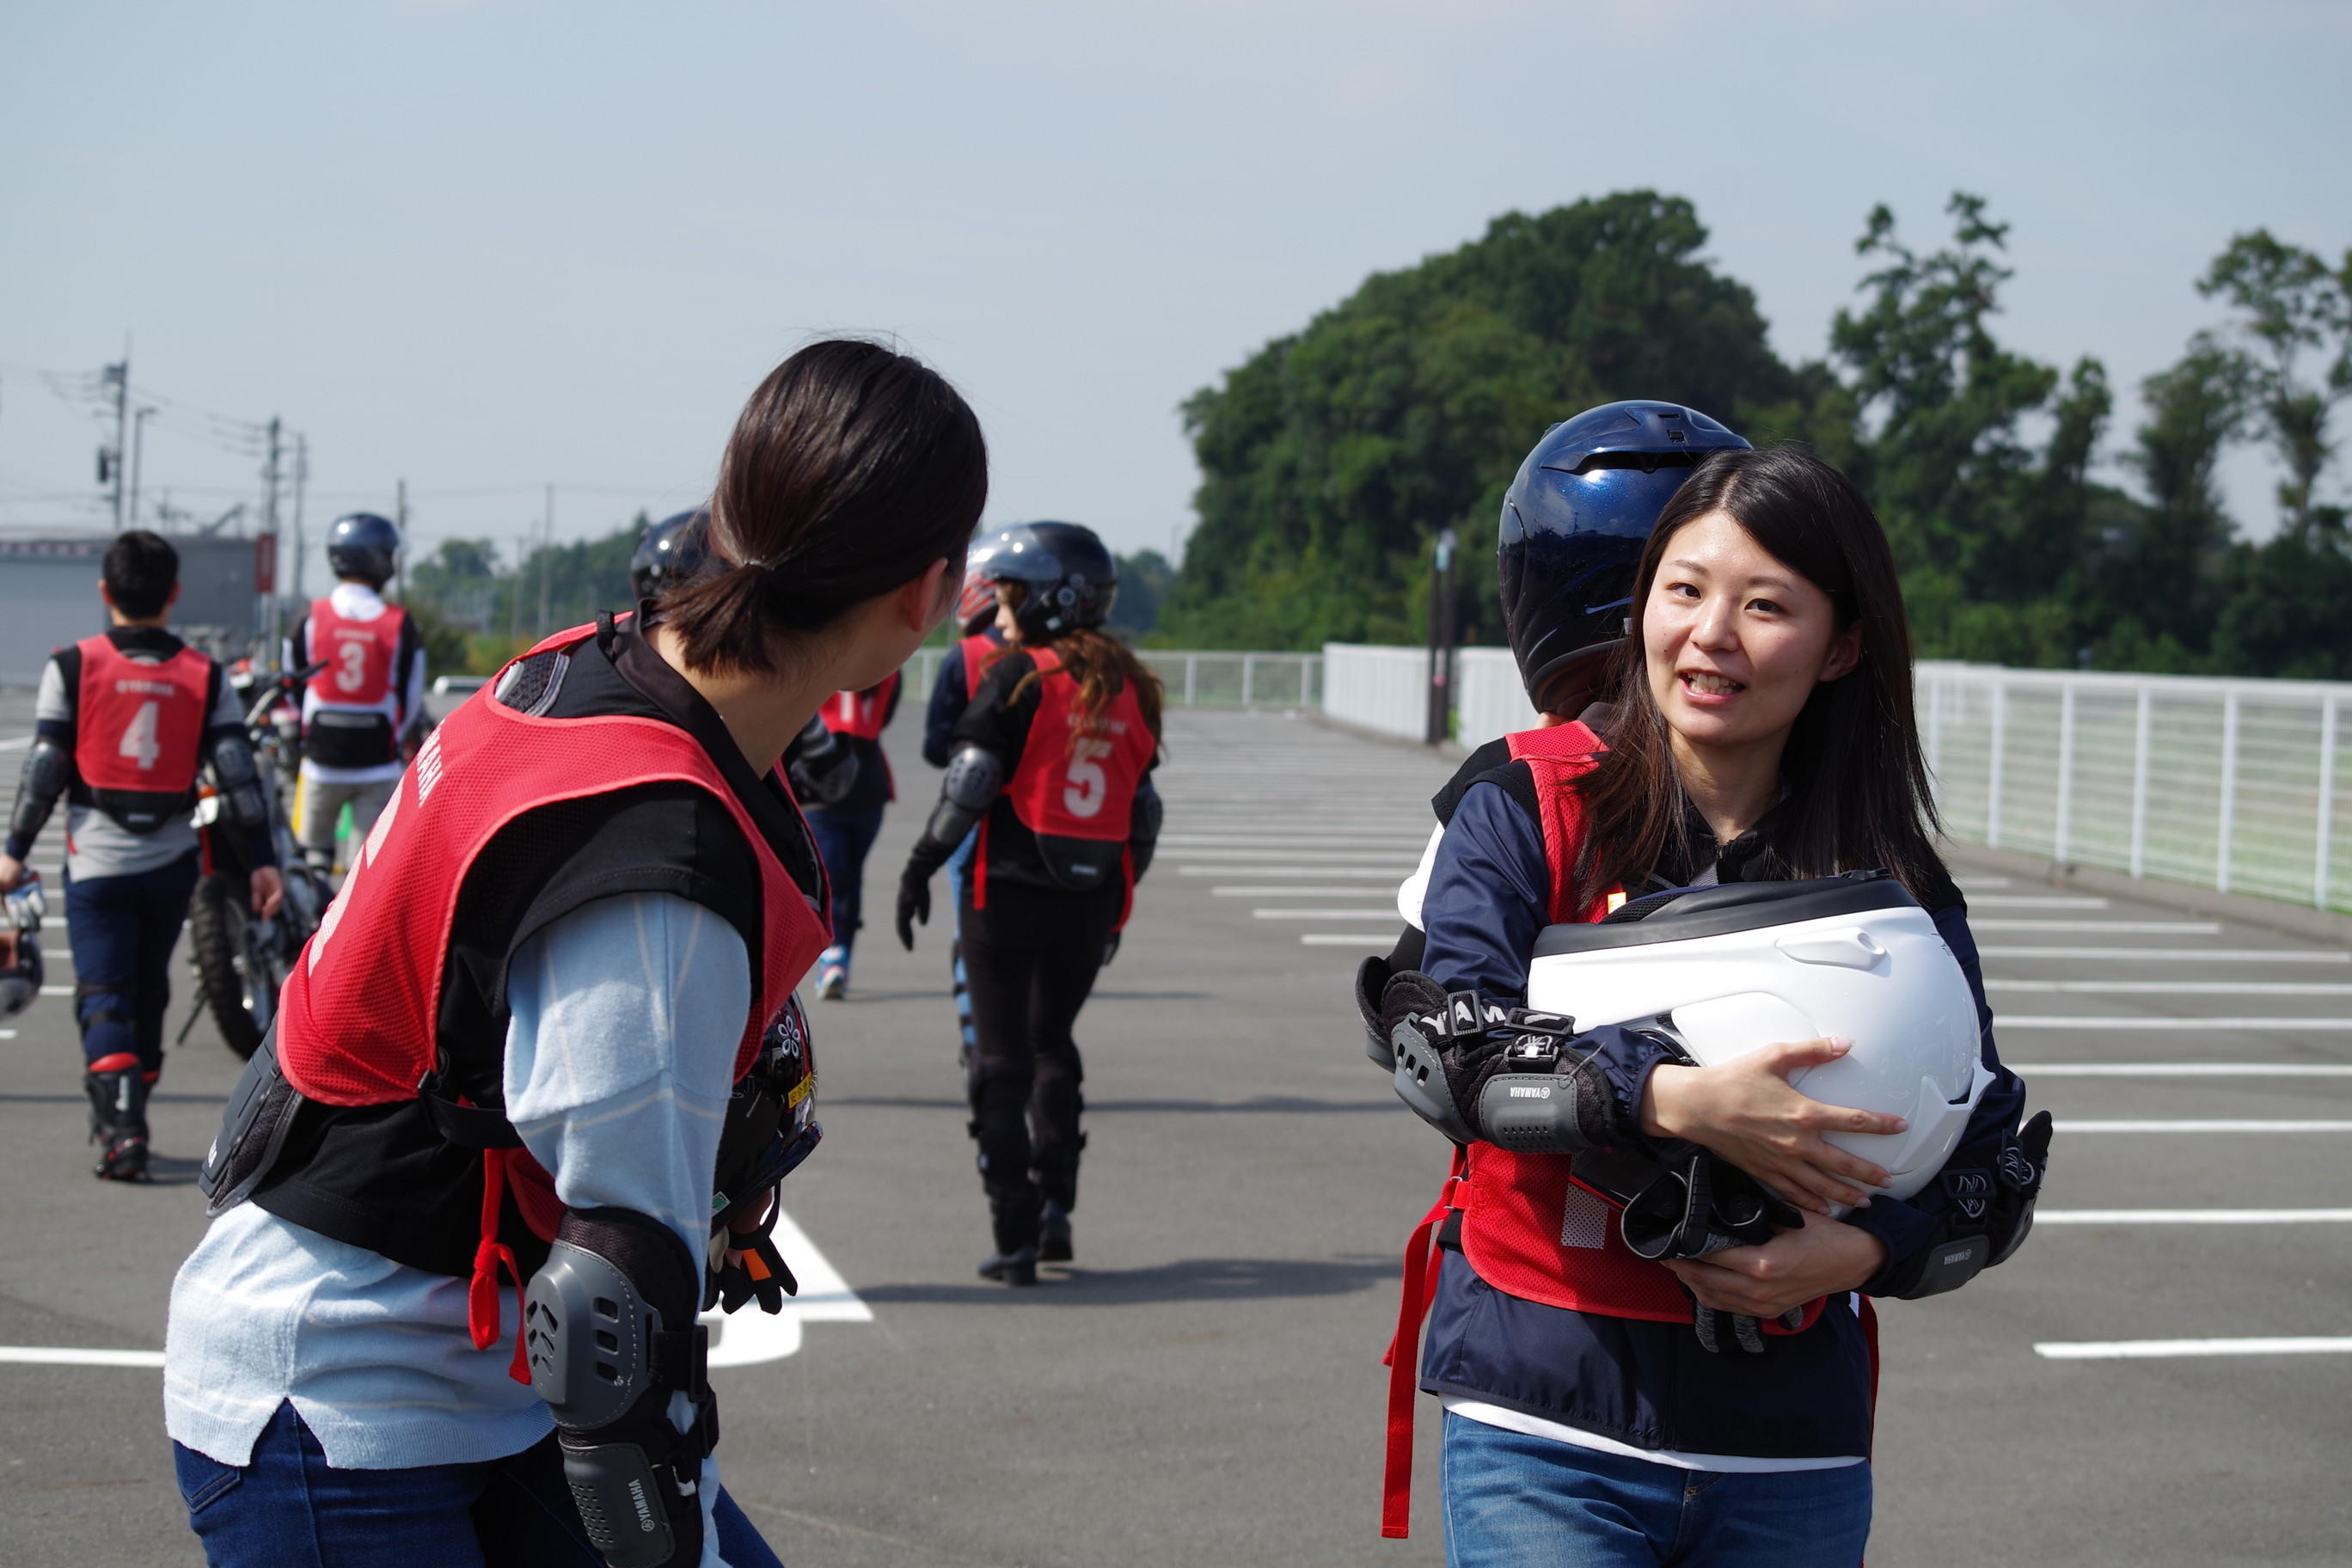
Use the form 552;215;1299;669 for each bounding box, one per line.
1380;1151;1466;1539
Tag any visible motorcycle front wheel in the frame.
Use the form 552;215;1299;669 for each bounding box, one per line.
187;875;285;1060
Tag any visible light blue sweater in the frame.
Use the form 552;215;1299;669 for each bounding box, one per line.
165;891;752;1561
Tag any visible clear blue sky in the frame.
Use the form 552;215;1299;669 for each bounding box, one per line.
3;1;2345;585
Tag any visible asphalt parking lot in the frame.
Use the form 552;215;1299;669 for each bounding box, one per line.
1;690;2347;1565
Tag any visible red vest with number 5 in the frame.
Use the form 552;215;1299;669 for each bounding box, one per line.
72;635;212;830
1004;646;1154;841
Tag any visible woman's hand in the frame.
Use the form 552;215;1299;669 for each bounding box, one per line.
1638;1037;1906;1213
1661;1210;1887;1321
250;866;285;920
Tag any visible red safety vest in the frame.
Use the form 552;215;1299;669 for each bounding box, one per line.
304;597;408;761
71;635;212;830
822;671;899;742
1378;719;1827;1537
276;620;830;1374
959;630;1004;695
971;645;1155;922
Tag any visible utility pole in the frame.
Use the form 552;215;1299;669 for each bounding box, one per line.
102;354;130;529
393;477;409;602
260;417;284;654
537;482;554;634
1424;527;1458;746
127;405;156;527
290;435;310;601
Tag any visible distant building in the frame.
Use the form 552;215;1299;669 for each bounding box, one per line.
0;533;265;686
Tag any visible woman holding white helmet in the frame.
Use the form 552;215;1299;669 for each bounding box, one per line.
1369;444;2048;1565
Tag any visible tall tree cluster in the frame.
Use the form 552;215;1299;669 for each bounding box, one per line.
1165;190;2352;678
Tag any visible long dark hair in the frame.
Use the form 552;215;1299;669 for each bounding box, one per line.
999;604;1166;753
1572;446;1943;907
663;340;987;673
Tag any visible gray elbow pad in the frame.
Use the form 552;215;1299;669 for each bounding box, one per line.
942;744;1004;811
208;735;271;831
10;740;71;848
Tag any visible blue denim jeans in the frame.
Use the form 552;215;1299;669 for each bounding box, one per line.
806;803;886;966
65;848;199;1074
174;1401;785;1567
1439;1412;1871;1568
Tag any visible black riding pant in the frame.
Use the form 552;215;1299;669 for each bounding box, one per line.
959;879;1120;1243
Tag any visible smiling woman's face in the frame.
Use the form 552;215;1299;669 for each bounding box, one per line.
1642;509;1859;756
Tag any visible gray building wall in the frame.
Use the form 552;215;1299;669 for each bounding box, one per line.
0;535;261;686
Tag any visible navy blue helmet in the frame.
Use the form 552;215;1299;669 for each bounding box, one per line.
325;512;401;589
630;509;711;602
1498;401;1749;711
977;521;1117;639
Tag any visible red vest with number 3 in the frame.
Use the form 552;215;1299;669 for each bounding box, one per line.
1378;720;1825;1538
307;598;407;707
274;621;830;1367
72;635;211;829
1004;646;1153;840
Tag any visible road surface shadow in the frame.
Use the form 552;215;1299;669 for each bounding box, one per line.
857;1253;1394;1306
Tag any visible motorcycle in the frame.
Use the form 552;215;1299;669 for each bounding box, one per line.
181;660;334;1060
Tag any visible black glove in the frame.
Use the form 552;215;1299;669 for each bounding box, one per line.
709;1231;797;1314
896;864;932;951
1101;931;1121;967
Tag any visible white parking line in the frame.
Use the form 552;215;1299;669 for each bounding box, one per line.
1253;908;1404;920
1216;887;1401;897
2035;1337;2352;1360
0;736;34;753
1965;896;2110;910
1165;836;1430;848
1979;947;2349;962
0;1346;163;1368
1300;934;1397;946
2054;1120;2352;1133
1166;849;1419;865
2015;1063;2352;1076
1179;867;1404;879
2037;1210;2352;1223
1989;980;2352;995
1971;920;2223;934
1998;1016;2352;1030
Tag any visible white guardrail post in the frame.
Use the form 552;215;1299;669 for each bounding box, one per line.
2318;695;2339;910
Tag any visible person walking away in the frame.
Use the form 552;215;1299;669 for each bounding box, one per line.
165;339;987;1565
0;530;283;1180
1366;444;2051;1564
895;522;1164;1284
809;670;902;999
922;530;1015;1057
285;511;424;879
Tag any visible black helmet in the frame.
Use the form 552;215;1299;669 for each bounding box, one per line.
630;509;711;602
326;512;401;589
1;884;44;1022
978;521;1117;639
1498;401;1749;711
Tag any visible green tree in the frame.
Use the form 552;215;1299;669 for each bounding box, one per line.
1109;548;1173;637
2105;334;2252;655
1163;191;1826;649
2198;231;2352;542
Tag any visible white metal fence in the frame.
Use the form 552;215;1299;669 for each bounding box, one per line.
1917;662;2352;913
1320;643;1431;739
1456;648;1541;750
905;646;1320;711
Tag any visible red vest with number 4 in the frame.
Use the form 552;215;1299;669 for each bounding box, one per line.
72;635;213;831
1378;719;1826;1538
822;671;898;742
273;621;830;1373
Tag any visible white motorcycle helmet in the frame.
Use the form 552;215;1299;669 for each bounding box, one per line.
1526;872;1988;1201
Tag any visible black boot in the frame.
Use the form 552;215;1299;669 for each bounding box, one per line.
979;1180;1041;1286
1038;1201;1073;1265
84;1067;150;1183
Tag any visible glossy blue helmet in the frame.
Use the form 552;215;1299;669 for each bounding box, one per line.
630;509;711;602
978;520;1117;639
1498;401;1749;711
326;512;402;589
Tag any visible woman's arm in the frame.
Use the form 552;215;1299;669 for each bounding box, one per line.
504;891;753;1568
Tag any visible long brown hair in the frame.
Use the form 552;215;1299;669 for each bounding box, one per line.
1571;446;1942;909
996;593;1165;754
661;340;987;674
